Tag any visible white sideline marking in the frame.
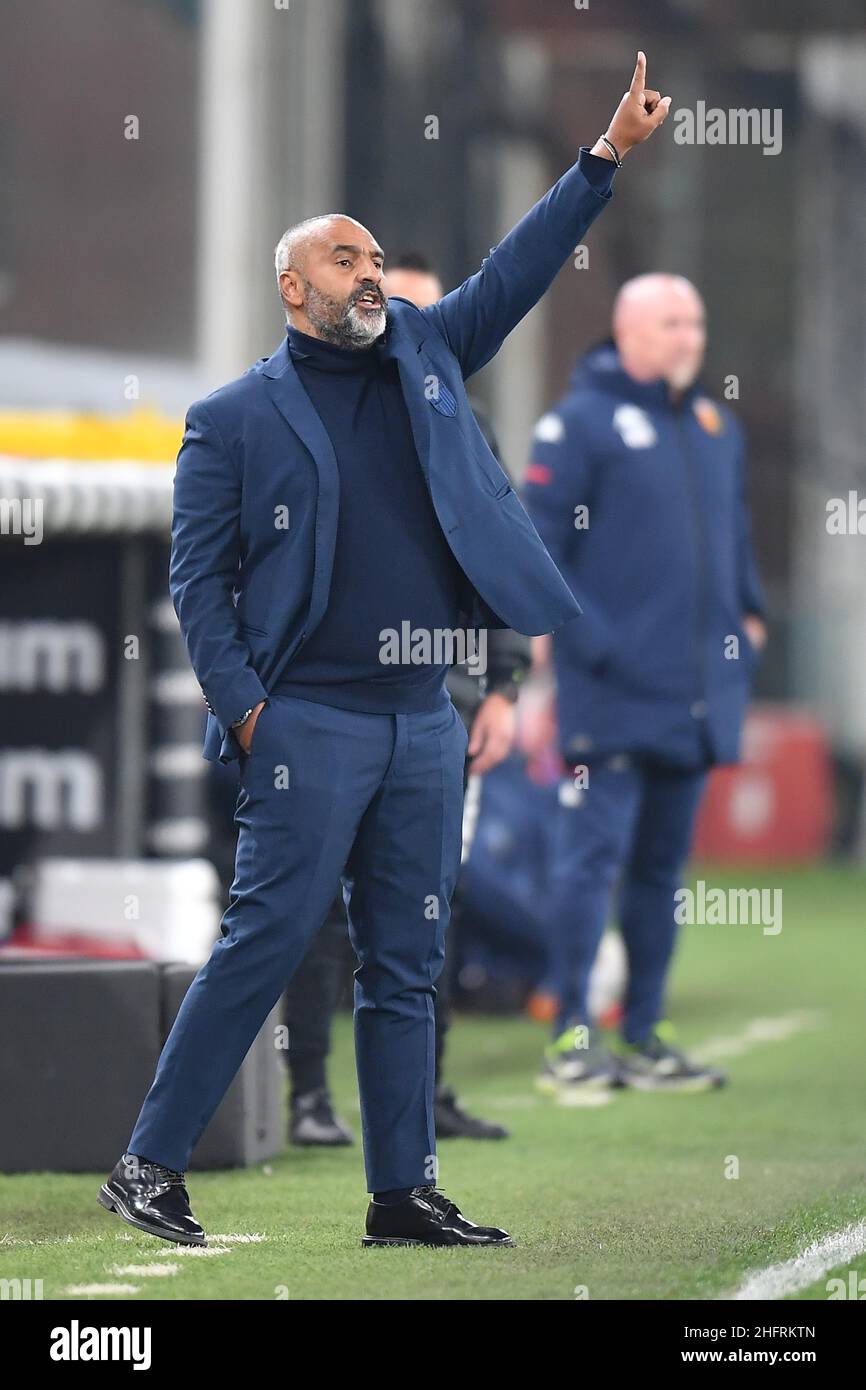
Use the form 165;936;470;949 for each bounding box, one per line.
692;1009;825;1061
63;1283;141;1295
727;1220;866;1301
208;1232;267;1243
108;1263;178;1277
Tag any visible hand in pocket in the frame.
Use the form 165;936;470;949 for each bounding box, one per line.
236;700;268;754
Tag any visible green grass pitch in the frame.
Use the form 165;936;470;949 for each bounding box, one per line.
1;865;864;1300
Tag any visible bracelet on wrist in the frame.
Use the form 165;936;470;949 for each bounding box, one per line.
599;134;623;167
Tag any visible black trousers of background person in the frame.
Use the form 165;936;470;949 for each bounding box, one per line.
282;756;473;1098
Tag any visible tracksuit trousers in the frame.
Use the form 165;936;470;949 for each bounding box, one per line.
549;754;708;1043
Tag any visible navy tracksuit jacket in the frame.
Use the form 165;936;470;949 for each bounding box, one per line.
524;340;765;770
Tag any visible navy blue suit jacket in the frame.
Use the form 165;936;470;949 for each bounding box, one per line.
523;342;765;767
169;150;613;763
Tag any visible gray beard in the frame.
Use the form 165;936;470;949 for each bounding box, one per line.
302;280;386;348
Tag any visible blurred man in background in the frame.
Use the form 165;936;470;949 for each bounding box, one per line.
524;273;766;1103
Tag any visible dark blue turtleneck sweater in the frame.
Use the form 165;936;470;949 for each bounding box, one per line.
273;323;468;711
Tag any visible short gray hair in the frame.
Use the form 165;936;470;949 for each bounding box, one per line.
273;213;366;284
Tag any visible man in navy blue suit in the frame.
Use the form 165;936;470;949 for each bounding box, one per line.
98;55;671;1249
523;273;766;1105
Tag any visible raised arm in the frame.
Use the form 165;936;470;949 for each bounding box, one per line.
422;52;671;380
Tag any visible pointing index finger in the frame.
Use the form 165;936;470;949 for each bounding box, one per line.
629;50;646;94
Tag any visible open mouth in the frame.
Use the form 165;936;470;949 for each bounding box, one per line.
355;292;383;311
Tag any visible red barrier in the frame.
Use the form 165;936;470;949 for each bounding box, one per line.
692;705;833;863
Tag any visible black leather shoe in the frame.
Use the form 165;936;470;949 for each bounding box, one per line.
362;1185;514;1247
97;1152;207;1246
